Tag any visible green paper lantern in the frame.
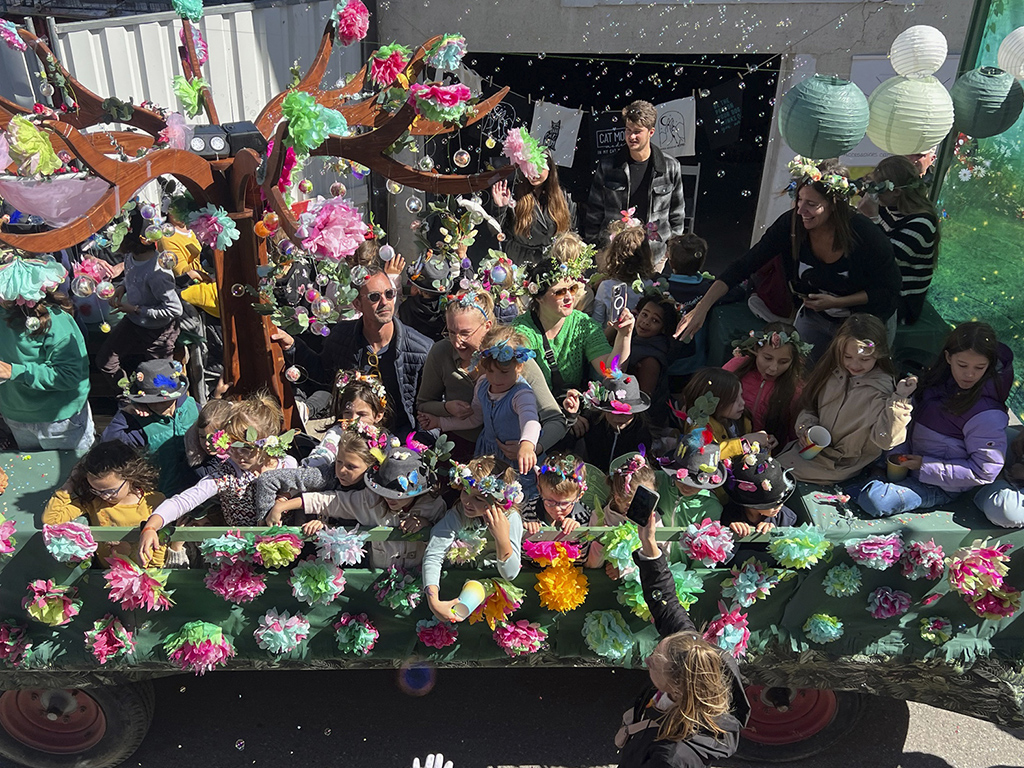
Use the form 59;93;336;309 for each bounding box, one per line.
778;74;870;159
951;66;1024;138
866;75;954;155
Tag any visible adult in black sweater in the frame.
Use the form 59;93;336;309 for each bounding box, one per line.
616;519;750;768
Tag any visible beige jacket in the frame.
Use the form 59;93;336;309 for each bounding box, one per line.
777;368;912;484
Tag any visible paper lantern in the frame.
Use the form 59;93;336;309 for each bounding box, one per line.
951;67;1024;138
890;25;947;78
998;27;1024;80
867;76;954;155
778;75;869;159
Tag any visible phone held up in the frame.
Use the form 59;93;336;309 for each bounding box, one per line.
625;485;660;526
611;283;627;319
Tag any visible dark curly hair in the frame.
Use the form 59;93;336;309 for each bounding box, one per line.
71;441;159;500
2;289;75;339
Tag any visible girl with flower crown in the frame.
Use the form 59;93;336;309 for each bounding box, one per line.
423;456;525;623
492;153;574;267
139;391;298;564
304;369;391;468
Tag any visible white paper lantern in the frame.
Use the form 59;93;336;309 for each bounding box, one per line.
889;25;948;78
866;76;954;155
997;27;1024;80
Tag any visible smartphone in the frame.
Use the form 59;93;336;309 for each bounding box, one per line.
625;485;660;527
611;283;627;318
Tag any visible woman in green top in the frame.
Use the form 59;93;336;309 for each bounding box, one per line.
512;233;634;395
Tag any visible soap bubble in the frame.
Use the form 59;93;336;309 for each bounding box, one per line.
40;82;55;97
379;244;396;262
405;197;423;214
417;156;435;171
235;740;245;751
386;180;404;195
157;251;178;270
397;658;436;696
70;275;96;298
453;149;471;168
284;365;306;383
231;284;246;297
161;222;176;237
699;89;711;98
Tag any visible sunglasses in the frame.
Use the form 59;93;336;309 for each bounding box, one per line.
365;289;397;304
550;284;581;299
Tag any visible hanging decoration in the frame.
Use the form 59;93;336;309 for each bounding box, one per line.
889;25;948;79
777;74;869;159
866;75;954;155
332;0;370;46
951;67;1024;139
997;27;1024;81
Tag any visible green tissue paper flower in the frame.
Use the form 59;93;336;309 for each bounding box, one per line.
172;76;207;118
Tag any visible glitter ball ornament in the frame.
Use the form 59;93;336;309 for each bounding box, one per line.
284;366;305;383
453;149;471;168
313;298;334;318
298;179;314;194
25;316;40;331
71;275;96;298
140;204;157;220
157;252;178;270
161;222;176;237
230;284;246;297
379;244;396;262
330;182;347;197
40;82;55;97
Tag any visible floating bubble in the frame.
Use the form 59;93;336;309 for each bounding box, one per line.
484;135;496;149
405;197;423;214
537;52;546;60
316;273;330;286
330;182;347;197
144;224;164;242
386;180;404;195
140;204;157;220
313;298;334;318
740;190;752;197
305;288;321;303
717;170;726;178
699;89;711;98
157;251;178;270
231;284;246;297
298;179;314;194
24;316;41;332
324;728;332;736
161;222;176;237
40;82;55;97
379;244;396;262
284;365;306;383
235;740;245;751
95;281;116;300
417;156;435;171
70;275;96;298
453;149;471;168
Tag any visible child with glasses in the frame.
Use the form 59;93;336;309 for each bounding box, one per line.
521;454;593;563
43;441;167;567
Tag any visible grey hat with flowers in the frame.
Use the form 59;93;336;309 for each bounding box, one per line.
122;359;188;403
659;392;727;489
366;432;454;500
581;356;650;415
409;250;460;295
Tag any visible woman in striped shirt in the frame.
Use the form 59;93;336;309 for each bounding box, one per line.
859;155;940;325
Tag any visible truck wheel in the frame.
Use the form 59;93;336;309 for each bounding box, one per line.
0;681;154;768
736;685;864;762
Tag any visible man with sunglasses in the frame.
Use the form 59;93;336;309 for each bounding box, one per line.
273;268;431;437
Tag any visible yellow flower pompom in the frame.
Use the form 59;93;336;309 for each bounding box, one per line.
535;562;589;614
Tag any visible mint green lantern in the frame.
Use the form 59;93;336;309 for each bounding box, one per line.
951;66;1024;138
866;75;954;155
778;75;870;159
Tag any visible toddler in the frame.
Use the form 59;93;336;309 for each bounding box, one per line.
593;217;654;333
184;398;234;479
664;233;712;306
721;443;798;537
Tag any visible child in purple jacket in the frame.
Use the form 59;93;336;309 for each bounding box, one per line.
857;323;1012;518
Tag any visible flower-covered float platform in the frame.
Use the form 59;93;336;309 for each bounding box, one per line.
0;450;1022;731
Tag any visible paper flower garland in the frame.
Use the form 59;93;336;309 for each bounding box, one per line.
254;527;304;569
23;580;81;626
822;563;862;598
104;557;174;612
901;539;945;581
704;602;750;658
768;525;833;569
416;617;459;650
494;620;547;658
172;0;204;22
503;127;546;179
0;620;31;667
920;616;953;646
200;530;256;566
164;621;235;675
846;533;903;570
171;75;208;118
204;562;267;604
469;578;524;630
867;586;912;620
43;522;98;564
334;612;379;655
523;540;581;567
425;34;467;71
582;610;635;662
301;197;369;261
946;538;1012;598
85;615;135;664
315;527;369;567
600;523;641;579
0;19;27;52
408;83;473;124
721;558;784;608
369;43;412;88
446;526;488;565
0;514;17;557
372;565;423;615
804;614;843;644
281;91;348;156
289;557;346;606
682;518;735;567
967;586;1020;620
535;562;589;613
333;0;369;46
188;204;240;252
255;609;310;654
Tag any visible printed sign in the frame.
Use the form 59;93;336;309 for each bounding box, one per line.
654;96;696;157
529;100;584;168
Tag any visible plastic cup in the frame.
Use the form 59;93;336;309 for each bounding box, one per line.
798;425;832;461
886;456;910;482
452;579;487;620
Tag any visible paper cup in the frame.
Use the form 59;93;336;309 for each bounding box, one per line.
798;426;832;461
452;579;487;620
886;456;910;482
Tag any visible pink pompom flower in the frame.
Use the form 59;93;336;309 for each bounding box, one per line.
493;620;547;657
0;20;26;52
84;615;135;665
103;556;174;612
22;580;81;626
0;516;17;556
334;0;369;46
164;621;235;676
967;585;1020;620
683;518;735;567
866;586;912;620
415;617;459;649
846;533;903;570
43;521;98;564
369;44;411;88
522;539;581;567
204;562;267;604
703;601;750;658
946;538;1012;598
900;539;945;581
0;620;32;666
301;197;369;261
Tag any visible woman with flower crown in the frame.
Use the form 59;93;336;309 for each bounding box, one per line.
674;158;900;364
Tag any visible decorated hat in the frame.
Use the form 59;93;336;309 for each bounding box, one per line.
581;356;650;415
725;443;795;509
365;432;453;500
659;392;727;489
123;360;188;403
450;460;524;510
409;250;460;294
0;251;67;305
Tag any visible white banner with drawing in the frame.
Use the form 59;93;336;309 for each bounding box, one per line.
654;96;696;157
529;100;584;168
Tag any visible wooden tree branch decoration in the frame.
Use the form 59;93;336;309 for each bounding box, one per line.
0;16;515;425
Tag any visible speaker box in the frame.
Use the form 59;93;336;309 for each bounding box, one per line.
223;121;268;157
188;125;230;159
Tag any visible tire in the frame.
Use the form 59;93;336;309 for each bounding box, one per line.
735;686;865;763
0;681;155;768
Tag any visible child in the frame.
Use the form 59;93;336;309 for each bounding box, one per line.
676;368;766;462
102;359;199;496
976;429;1024;528
859;322;1012;517
307;370;390;468
184;398;234;480
566;359;653;473
43;441;167;567
138;391;298;564
656;424;726;560
724;323;810;451
96;208;183;380
523;454;593;564
423;456;525;622
776;314;916;484
587;452;663;570
664;233;712;305
593;219;654;333
628;291;681;399
721;443;798;537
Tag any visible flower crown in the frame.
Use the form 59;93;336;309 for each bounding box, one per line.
449;460;525;509
441;287;490;320
525;244;595;296
612;451;649;496
787;156;854;200
537;455;588;494
343;419;389;464
335;370;387;408
733;328;813;359
473;340;536;368
230;427;298;458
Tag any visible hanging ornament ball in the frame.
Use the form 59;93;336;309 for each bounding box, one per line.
330;182;347;197
140;204;157;220
39;82;55;97
262;212;279;229
417;156;435;171
280;240;296;257
405;197;423;214
379;244;396;262
70;275;96;298
495;232;506;243
284;365;306;383
386;180;404;195
24;316;41;332
313;298;334;318
316;273;330;286
889;25;947;78
254;222;270;238
298;179;314;195
453;149;471;168
490;264;507;284
231;284;247;297
778;74;869;159
485;135;496;149
95;281;116;300
99;321;111;333
157;251;178;270
866;75;954;155
144;224;164;242
305;288;321;304
951;67;1024;139
998;27;1024;81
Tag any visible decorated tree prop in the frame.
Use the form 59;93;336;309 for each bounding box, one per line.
0;10;513;420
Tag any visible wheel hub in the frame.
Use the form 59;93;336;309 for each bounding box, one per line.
0;688;107;754
741;685;839;745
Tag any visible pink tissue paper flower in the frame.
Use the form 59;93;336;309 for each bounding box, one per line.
683;518;735;567
416;617;459;649
409;83;471;108
335;0;370;46
900;539;945;581
301;197;369;260
493;620;547;657
0;621;31;666
967;585;1020;620
703;601;750;658
103;556;174;612
846;533;903;570
370;50;408;88
867;586;912;620
204;562;267;604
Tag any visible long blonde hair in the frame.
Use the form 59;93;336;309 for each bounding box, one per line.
651;632;733;742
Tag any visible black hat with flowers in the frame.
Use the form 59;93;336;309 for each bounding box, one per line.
725;442;795;509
